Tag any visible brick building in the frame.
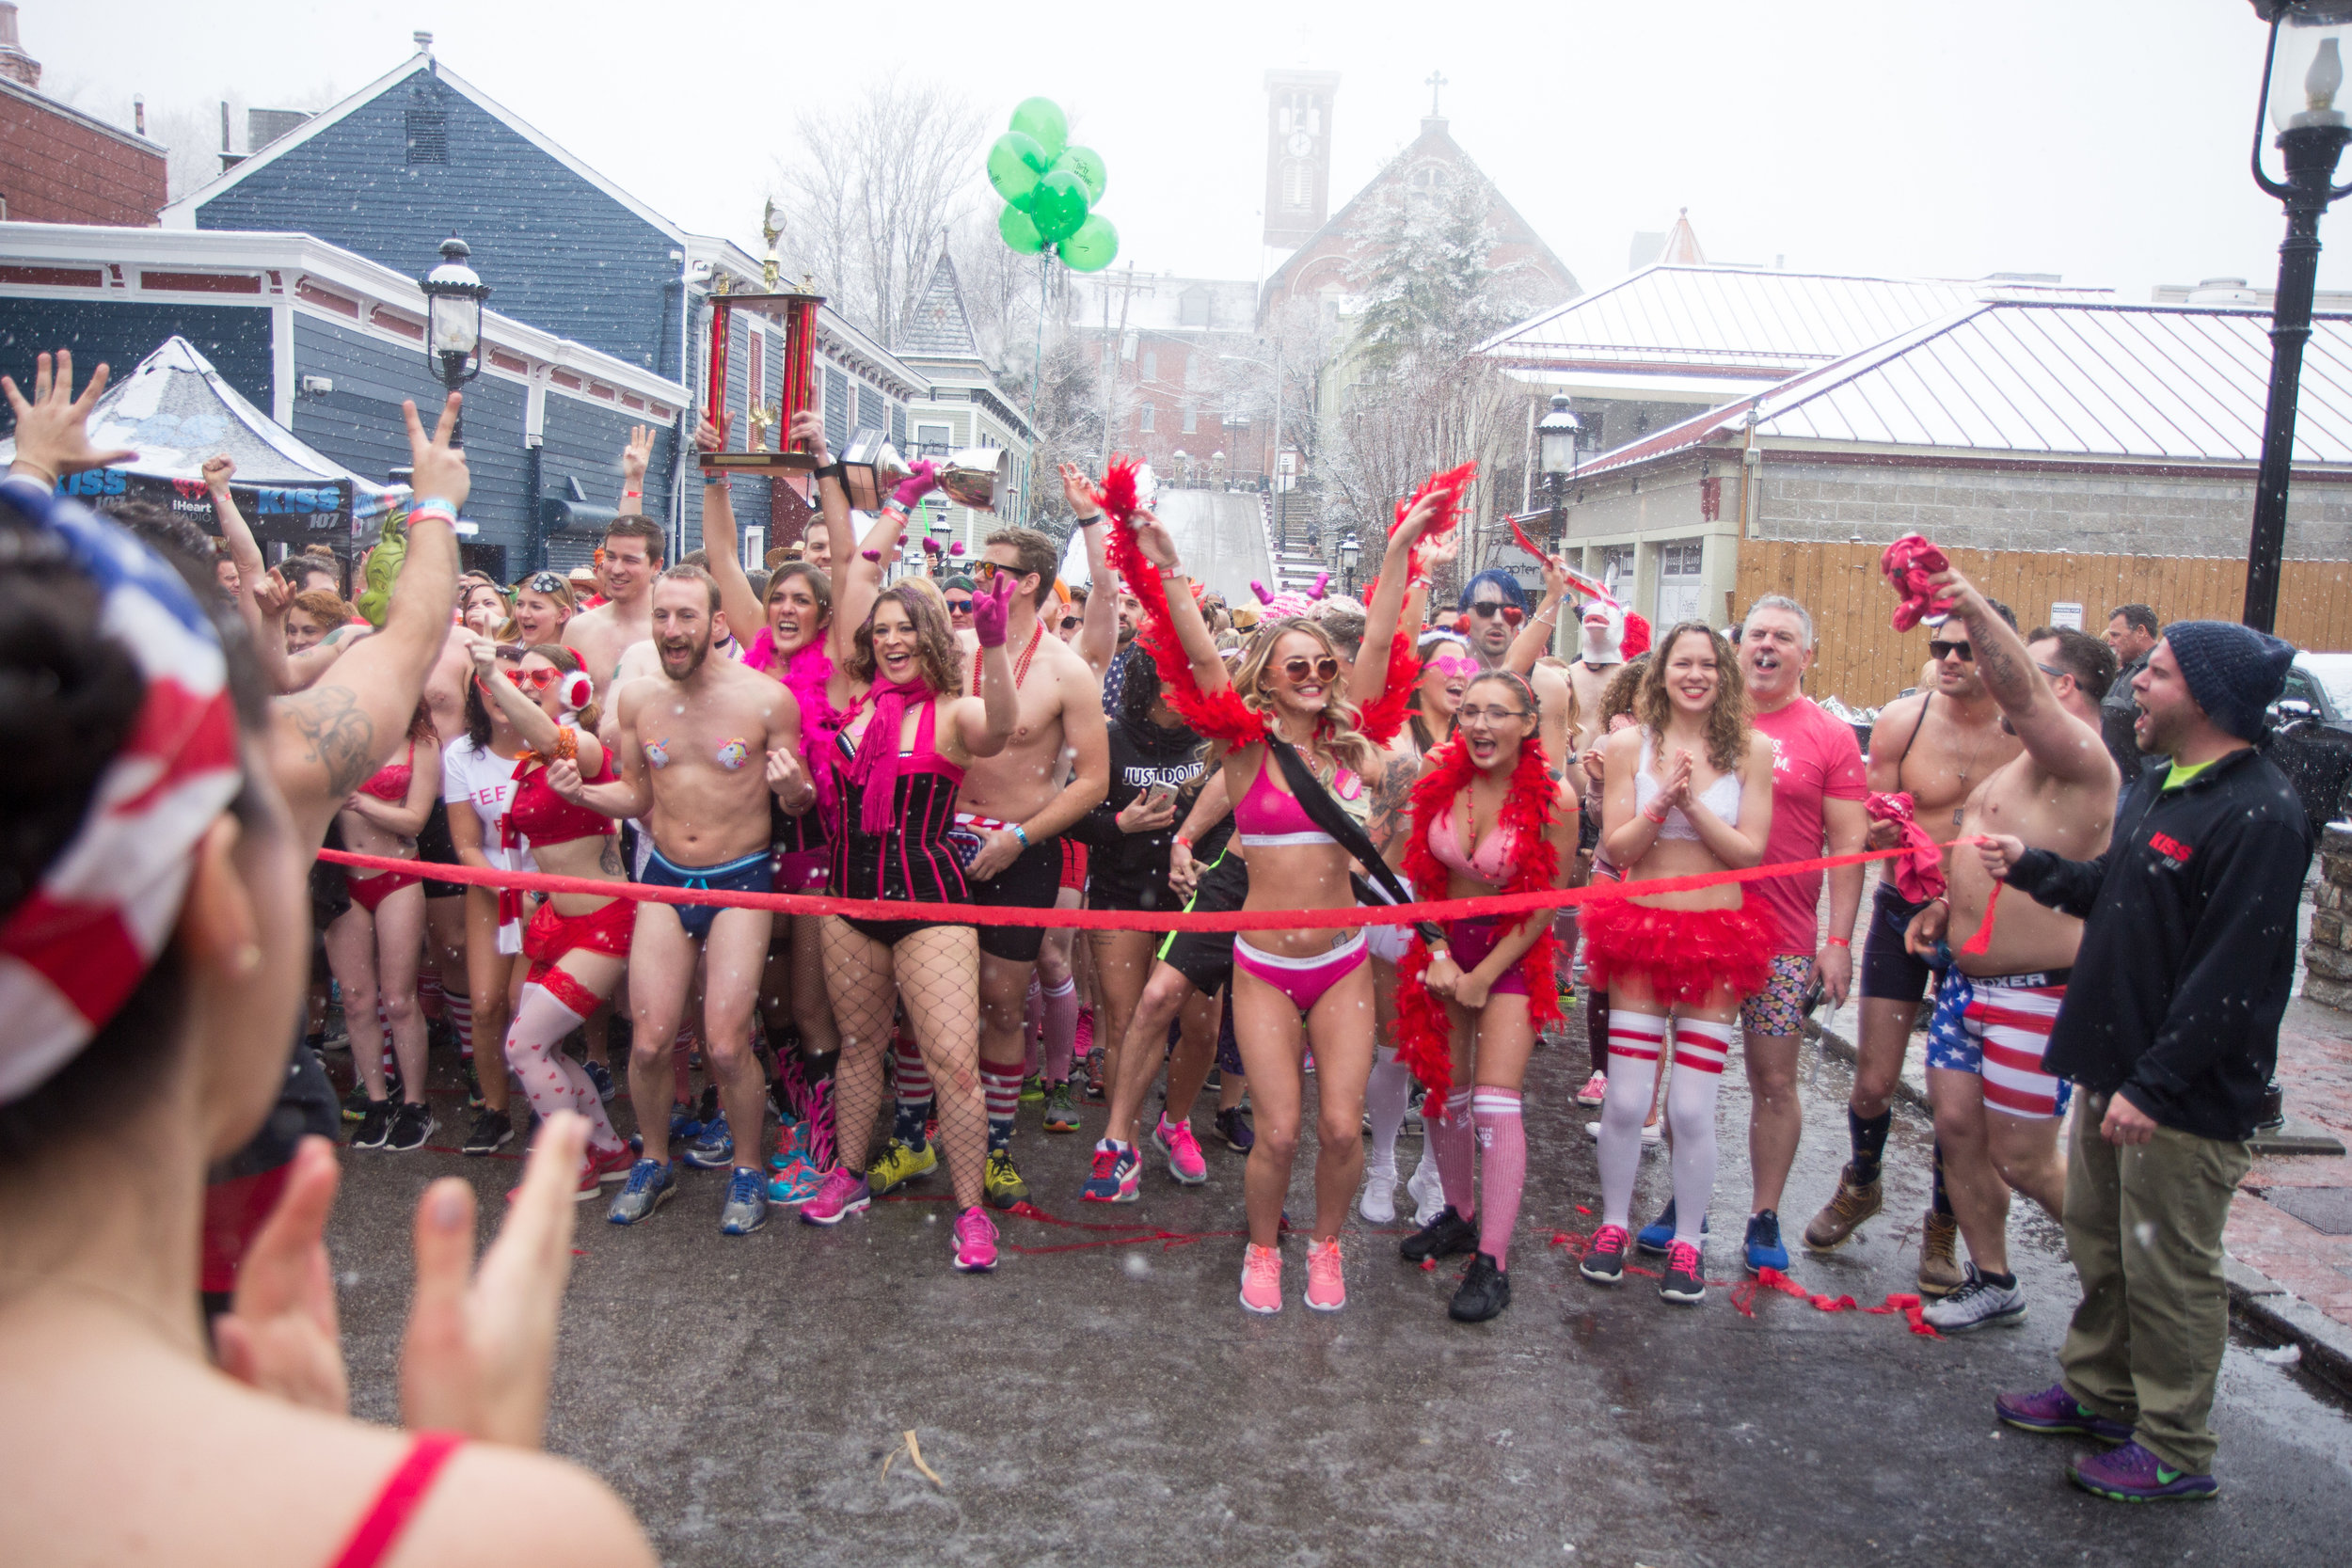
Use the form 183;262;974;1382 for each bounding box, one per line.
1064;271;1266;481
0;5;167;226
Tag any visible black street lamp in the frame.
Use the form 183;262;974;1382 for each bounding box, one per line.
1338;531;1362;595
420;236;489;448
2245;2;2352;631
1535;392;1582;551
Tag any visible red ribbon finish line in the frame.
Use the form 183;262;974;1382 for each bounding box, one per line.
315;842;1963;934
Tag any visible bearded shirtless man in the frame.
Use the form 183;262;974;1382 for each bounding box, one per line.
564;436;665;695
1899;568;2119;1332
1804;597;2023;1290
553;564;814;1236
954;523;1110;1207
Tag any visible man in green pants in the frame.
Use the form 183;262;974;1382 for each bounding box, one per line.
1974;621;2310;1502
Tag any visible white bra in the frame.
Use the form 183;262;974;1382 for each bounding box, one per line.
1635;734;1740;841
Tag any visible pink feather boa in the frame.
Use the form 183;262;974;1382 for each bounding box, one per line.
750;627;844;831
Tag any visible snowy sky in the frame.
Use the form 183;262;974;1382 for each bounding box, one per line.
30;0;2350;303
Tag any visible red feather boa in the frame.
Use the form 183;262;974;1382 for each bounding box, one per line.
1391;736;1564;1103
1394;461;1476;582
1100;457;1265;746
1355;623;1420;746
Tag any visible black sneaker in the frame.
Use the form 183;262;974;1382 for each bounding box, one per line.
460;1107;513;1156
386;1101;437;1152
1581;1224;1630;1285
1658;1239;1707;1305
1213;1105;1255;1152
1400;1205;1479;1264
1449;1252;1511;1323
350;1099;394;1148
464;1067;485;1113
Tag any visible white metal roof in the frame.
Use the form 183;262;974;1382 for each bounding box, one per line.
1477;263;2111;381
1574;299;2352;476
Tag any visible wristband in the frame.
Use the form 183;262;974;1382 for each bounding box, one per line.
1010;824;1030;848
1642;798;1672;824
703;471;730;486
1424;940;1451;959
814;462;847;484
1171;833;1192;851
622;488;642;500
1824;935;1850;948
408;499;457;527
1073;513;1104;528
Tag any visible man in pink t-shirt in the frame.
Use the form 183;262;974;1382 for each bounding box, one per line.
1734;595;1867;1273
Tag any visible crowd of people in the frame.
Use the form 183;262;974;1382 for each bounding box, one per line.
0;345;2319;1540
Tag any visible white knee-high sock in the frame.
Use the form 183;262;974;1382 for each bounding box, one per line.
1597;1011;1668;1230
1364;1047;1411;1173
1665;1018;1733;1244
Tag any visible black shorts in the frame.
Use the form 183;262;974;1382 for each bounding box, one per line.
416;798;466;899
968;832;1062;963
1859;880;1935;1004
1157;848;1249;996
841;912;971;947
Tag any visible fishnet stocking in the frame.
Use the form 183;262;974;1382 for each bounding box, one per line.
819;919;988;1211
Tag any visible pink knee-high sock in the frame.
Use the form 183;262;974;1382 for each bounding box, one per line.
503;985;624;1152
447;991;473;1063
1598;1011;1668;1230
1665;1018;1732;1245
1434;1087;1477;1220
1471;1087;1527;1270
1041;977;1079;1085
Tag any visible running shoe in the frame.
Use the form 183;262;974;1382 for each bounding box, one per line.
1081;1139;1141;1203
680;1111;734;1171
719;1168;769;1236
668;1102;706;1145
1922;1265;2026;1333
1084;1055;1105;1101
1042;1081;1082;1134
1994;1385;2135;1445
1802;1164;1883;1252
1742;1210;1789;1275
1304;1237;1346;1311
952;1205;999;1273
350;1099;393;1149
866;1137;936;1195
2068;1442;2217;1503
1020;1072;1046;1105
1357;1160;1399;1225
1399;1205;1478;1263
572;1141;636;1200
1406;1153;1445;1228
1575;1070;1609;1107
769;1117;808;1172
1239;1243;1283;1315
1213;1105;1255;1153
386;1102;437;1153
1636;1200;1677;1255
799;1166;871;1226
1658;1239;1706;1305
1581;1224;1630;1285
1073;1006;1095;1064
1450;1253;1511;1323
463;1067;485;1114
984;1146;1029;1210
607;1159;676;1226
1153;1114;1208;1185
1918;1208;1966;1298
766;1154;824;1206
460;1107;513;1156
341;1081;372;1124
582;1059;616;1102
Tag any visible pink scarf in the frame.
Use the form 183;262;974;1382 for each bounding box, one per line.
766;634;843;828
845;677;932;835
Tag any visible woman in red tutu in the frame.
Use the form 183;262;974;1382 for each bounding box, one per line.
1578;621;1775;1307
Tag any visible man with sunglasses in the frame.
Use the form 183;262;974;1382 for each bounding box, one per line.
942;575;977;627
1892;570;2118;1332
1804;596;2022;1292
953;526;1110;1207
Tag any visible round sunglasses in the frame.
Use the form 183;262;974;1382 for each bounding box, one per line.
1278;655;1341;684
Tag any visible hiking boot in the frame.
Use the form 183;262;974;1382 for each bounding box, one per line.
1803;1164;1883;1252
1449;1252;1511;1323
1918;1208;1966;1298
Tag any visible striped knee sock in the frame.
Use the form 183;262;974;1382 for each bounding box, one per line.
1597;1011;1668;1229
1471;1087;1526;1269
981;1065;1025;1151
447;991;473;1063
418;967;445;1022
1665;1018;1734;1244
894;1032;933;1147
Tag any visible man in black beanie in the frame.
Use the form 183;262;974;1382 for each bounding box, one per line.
1973;621;2310;1503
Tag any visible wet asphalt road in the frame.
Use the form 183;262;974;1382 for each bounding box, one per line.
322;1004;2352;1567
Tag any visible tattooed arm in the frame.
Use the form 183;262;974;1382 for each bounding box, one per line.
1365;742;1422;863
1926;566;2116;790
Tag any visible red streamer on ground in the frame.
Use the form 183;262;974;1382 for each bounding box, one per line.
1546;1235;1941;1337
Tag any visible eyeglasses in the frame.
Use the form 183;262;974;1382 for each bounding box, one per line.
1928;639;1975;663
1469;602;1524;625
945;596;975;614
525;571;564;595
1278;656;1341;684
506;667;561;690
2036;661;2070;682
1456;705;1529;727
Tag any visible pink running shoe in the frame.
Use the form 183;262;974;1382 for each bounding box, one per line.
1305;1237;1346;1311
1239;1242;1283;1314
1575;1070;1609;1108
953;1205;999;1273
797;1166;871;1227
1073;1006;1095;1062
1153;1114;1208;1185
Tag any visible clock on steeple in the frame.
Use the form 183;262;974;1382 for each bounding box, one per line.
1263;69;1340;249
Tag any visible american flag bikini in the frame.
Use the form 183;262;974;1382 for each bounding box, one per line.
0;475;242;1103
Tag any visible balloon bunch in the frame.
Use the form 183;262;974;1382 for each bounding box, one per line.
987;97;1119;273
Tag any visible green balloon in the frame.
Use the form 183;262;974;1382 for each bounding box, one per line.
1059;214;1119;273
986;132;1046;205
997;203;1045;256
1009;97;1068;161
1052;145;1107;205
1028;169;1089;244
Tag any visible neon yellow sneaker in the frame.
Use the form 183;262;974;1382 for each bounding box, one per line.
1019;1073;1046;1105
866;1137;936;1196
984;1145;1029;1210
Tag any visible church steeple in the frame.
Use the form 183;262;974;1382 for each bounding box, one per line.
1661;207;1706;265
1263;69;1341;250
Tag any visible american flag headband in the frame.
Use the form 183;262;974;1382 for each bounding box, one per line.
0;477;242;1104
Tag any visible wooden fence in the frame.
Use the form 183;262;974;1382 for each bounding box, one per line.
1732;539;2352;708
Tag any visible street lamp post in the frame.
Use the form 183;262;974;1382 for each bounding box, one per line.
1339;531;1362;595
1535;393;1582;550
2246;2;2352;631
419;237;488;449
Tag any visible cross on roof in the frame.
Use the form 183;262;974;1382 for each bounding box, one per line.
1425;70;1448;118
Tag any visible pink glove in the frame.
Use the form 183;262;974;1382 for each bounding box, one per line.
890;460;939;512
1881;534;1956;632
971;572;1018;648
1866;790;1947;904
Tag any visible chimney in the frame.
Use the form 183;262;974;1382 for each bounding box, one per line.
413;29;433;54
218;100;246;174
134;92;145;135
0;3;42;91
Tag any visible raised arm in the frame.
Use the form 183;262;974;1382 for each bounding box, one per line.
618;423;655;514
552;683;652;820
691;414;764;646
203;454;269;640
1930;565;2116;789
1351;488;1447;709
1506;552;1577;675
1130;510;1227;695
468;633;605;777
953;573;1022;761
1064;463;1120;676
827;457;937;667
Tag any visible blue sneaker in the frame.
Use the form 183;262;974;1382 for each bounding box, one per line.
668;1103;706;1144
582;1059;616;1102
1080;1139;1141;1203
719;1167;768;1235
768;1117;806;1173
1636;1200;1708;1256
607;1158;675;1226
680;1110;734;1171
1743;1210;1790;1274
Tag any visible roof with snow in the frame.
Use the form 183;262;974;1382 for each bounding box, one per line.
1571;299;2352;477
898;257;979;359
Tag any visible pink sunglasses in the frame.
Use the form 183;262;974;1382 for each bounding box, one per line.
1429;653;1480;680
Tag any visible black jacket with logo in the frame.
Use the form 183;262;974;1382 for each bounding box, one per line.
1068;718;1213;912
2008;744;2313;1141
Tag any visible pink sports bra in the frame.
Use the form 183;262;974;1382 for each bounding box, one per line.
1234;755;1359;848
1430;795;1518;882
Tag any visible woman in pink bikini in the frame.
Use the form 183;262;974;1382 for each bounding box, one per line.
328;705;442;1153
1391;669;1578;1322
1113;469;1443;1315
